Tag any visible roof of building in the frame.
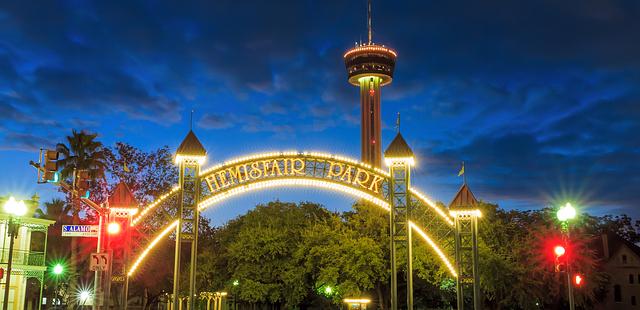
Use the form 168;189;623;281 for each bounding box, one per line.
176;130;207;156
448;183;478;209
384;133;414;158
595;230;640;261
108;182;139;208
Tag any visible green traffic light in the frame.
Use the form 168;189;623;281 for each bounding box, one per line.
53;263;64;275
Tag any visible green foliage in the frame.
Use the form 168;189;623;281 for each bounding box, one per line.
196;201;390;308
56;129;107;182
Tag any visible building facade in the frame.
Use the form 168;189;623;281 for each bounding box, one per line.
0;214;54;310
596;232;640;310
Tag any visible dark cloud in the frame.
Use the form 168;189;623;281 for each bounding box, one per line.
421;94;640;213
198;113;235;130
0;132;54;151
0;0;638;215
32;67;181;123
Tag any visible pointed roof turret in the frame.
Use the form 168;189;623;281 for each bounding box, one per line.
384;132;415;166
177;130;206;157
108;182;139;208
384;132;414;158
175;130;207;164
448;183;478;209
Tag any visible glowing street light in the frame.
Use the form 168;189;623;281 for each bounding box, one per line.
232;279;239;286
324;286;333;295
557;202;577;222
556;202;578;310
78;289;92;306
3;196;27;217
53;263;64;276
2;196;29;310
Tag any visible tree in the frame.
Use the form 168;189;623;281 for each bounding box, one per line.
55;129;107;290
34;198;72;222
56;129;107;182
104;142;177;205
101;142;179;308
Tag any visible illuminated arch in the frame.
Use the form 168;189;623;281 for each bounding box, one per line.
127;152;457;278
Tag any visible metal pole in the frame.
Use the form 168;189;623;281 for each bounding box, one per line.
454;216;463;310
188;169;200;310
566;267;575;310
94;212;103;310
407;226;413;310
172;221;182;310
39;226;49;310
104;213;114;309
2;220;16;310
123;215;132;310
565;226;575;310
472;217;480;310
389;210;397;310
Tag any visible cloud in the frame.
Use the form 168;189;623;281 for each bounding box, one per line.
259;102;288;115
0;132;54;151
198;113;235;130
32;67;181;124
421;92;640;211
0;0;639;215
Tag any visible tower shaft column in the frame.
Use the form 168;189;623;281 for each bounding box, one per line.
359;76;382;167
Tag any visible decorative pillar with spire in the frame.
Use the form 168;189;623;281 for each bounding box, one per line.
449;181;481;310
384;132;415;310
173;130;207;310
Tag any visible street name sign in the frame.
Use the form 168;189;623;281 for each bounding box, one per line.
62;225;99;237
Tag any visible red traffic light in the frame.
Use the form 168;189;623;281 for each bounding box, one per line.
574;274;584;286
554;245;566;257
107;222;121;235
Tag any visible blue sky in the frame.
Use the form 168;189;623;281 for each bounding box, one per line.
0;0;639;224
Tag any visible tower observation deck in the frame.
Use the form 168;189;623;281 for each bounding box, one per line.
344;0;397;168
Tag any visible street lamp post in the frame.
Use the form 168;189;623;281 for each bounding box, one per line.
2;197;28;310
556;202;577;310
52;263;64;309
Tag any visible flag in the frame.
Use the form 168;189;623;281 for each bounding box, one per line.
457;162;464;176
123;161;130;173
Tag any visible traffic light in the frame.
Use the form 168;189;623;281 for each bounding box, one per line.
44;150;60;183
107;222;121;235
76;170;91;198
554;245;567;272
574;274;584;286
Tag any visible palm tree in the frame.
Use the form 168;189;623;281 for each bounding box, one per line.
56;129;107;181
34;198;72;222
56;129;107;294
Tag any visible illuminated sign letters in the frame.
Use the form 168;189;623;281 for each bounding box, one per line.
202;156;386;196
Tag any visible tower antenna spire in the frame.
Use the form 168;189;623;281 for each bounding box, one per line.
190;109;194;130
368;0;372;44
396;112;401;133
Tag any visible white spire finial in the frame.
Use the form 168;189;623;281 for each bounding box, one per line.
190;109;194;130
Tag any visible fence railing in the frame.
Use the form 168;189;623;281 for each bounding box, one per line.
0;249;45;266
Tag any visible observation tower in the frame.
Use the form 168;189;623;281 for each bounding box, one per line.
344;0;397;168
